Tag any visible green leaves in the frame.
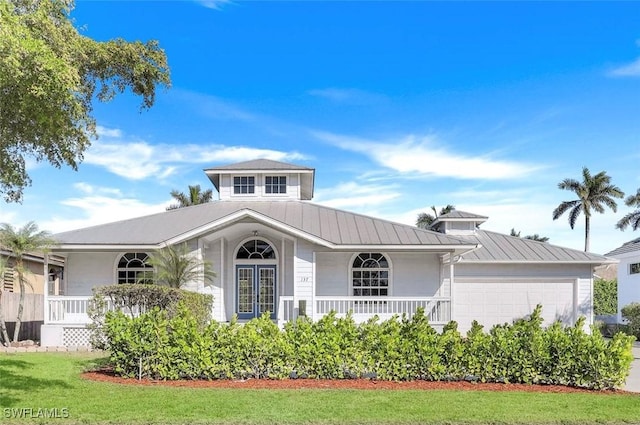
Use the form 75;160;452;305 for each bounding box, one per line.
0;0;170;202
103;305;635;389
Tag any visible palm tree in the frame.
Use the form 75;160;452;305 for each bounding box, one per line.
166;185;213;210
0;256;11;346
416;205;455;229
552;167;624;252
510;229;549;242
142;243;216;288
616;189;640;231
0;222;56;342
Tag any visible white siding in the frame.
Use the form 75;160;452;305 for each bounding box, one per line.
315;252;441;297
65;252;120;295
294;240;314;317
616;252;640;321
205;238;225;322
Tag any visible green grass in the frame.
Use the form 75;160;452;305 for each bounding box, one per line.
1;352;639;425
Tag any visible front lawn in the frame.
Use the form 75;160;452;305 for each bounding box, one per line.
1;352;639;425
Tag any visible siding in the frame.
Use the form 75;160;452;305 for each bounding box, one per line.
315;252;441;297
294;240;314;316
66;252;120;295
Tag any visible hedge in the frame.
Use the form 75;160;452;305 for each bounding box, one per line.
102;305;634;389
88;284;213;349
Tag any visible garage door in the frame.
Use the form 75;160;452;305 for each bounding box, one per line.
453;278;577;332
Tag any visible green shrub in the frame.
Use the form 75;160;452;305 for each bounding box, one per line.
621;302;640;340
594;278;618;315
102;304;635;389
88;284;213;350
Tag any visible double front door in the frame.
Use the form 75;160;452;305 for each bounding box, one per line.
236;265;277;319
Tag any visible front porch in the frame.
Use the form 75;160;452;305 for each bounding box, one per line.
42;295;451;346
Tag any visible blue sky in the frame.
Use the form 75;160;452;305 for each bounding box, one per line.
2;1;640;255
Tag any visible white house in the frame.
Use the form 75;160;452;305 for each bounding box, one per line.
606;237;640;322
41;159;613;347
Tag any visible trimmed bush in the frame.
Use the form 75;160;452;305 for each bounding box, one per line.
88;284;213;350
103;305;635;389
594;278;617;315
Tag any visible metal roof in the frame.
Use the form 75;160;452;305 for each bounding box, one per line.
438;210;488;220
455;230;614;264
53;201;475;249
606;237;640;257
204;159;314;172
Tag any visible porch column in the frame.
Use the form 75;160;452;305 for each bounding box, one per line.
449;256;455;323
43;253;49;324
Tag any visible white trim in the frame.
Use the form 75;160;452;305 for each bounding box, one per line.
113;251;152;284
458;259;614;265
455;276;577;283
206;169;314;175
263;174;288;196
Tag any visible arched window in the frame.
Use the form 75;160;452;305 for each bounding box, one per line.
236;239;276;260
116;252;153;284
351;253;390;296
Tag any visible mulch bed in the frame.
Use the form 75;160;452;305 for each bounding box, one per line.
82;369;629;394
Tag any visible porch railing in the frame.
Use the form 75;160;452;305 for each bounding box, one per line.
314;296;451;323
47;296;97;325
47;295;451;325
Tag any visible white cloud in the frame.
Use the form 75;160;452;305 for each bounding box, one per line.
308;88;386;104
609;57;640;77
314;181;401;210
73;182;123;197
313;131;539;180
83;135;307;181
96;126;123;138
195;0;233;10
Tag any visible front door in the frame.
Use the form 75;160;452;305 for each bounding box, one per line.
236;265;277;320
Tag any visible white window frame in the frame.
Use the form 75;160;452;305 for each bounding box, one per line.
115;252;153;284
264;175;287;195
233;175;256;196
349;252;392;297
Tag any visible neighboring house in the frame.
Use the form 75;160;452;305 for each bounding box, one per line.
606;237;640;322
1;250;64;295
41;159;613;347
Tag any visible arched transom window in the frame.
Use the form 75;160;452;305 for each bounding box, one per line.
117;252;153;284
352;253;390;296
236;239;276;260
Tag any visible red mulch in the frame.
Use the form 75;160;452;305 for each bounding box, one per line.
81;369;629;394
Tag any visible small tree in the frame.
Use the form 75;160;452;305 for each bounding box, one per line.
0;222;56;342
142;243;216;289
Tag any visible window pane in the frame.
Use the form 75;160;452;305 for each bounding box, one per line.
631;263;640;274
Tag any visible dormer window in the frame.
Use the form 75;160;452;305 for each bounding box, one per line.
265;176;286;194
234;176;255;194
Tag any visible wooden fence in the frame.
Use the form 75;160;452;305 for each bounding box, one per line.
1;292;44;342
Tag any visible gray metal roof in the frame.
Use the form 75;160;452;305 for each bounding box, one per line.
204;159;314;172
455;230;613;263
53;201;475;249
438;210;488;220
606;237;640;257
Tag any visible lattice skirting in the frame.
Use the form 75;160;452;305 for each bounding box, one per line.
62;326;92;347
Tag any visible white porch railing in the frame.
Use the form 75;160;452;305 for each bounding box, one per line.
277;296;295;324
47;295;451;325
47;296;98;325
315;296;451;323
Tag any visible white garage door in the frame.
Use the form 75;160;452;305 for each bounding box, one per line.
453;279;577;332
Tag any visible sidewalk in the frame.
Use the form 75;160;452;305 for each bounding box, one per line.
623;343;640;393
